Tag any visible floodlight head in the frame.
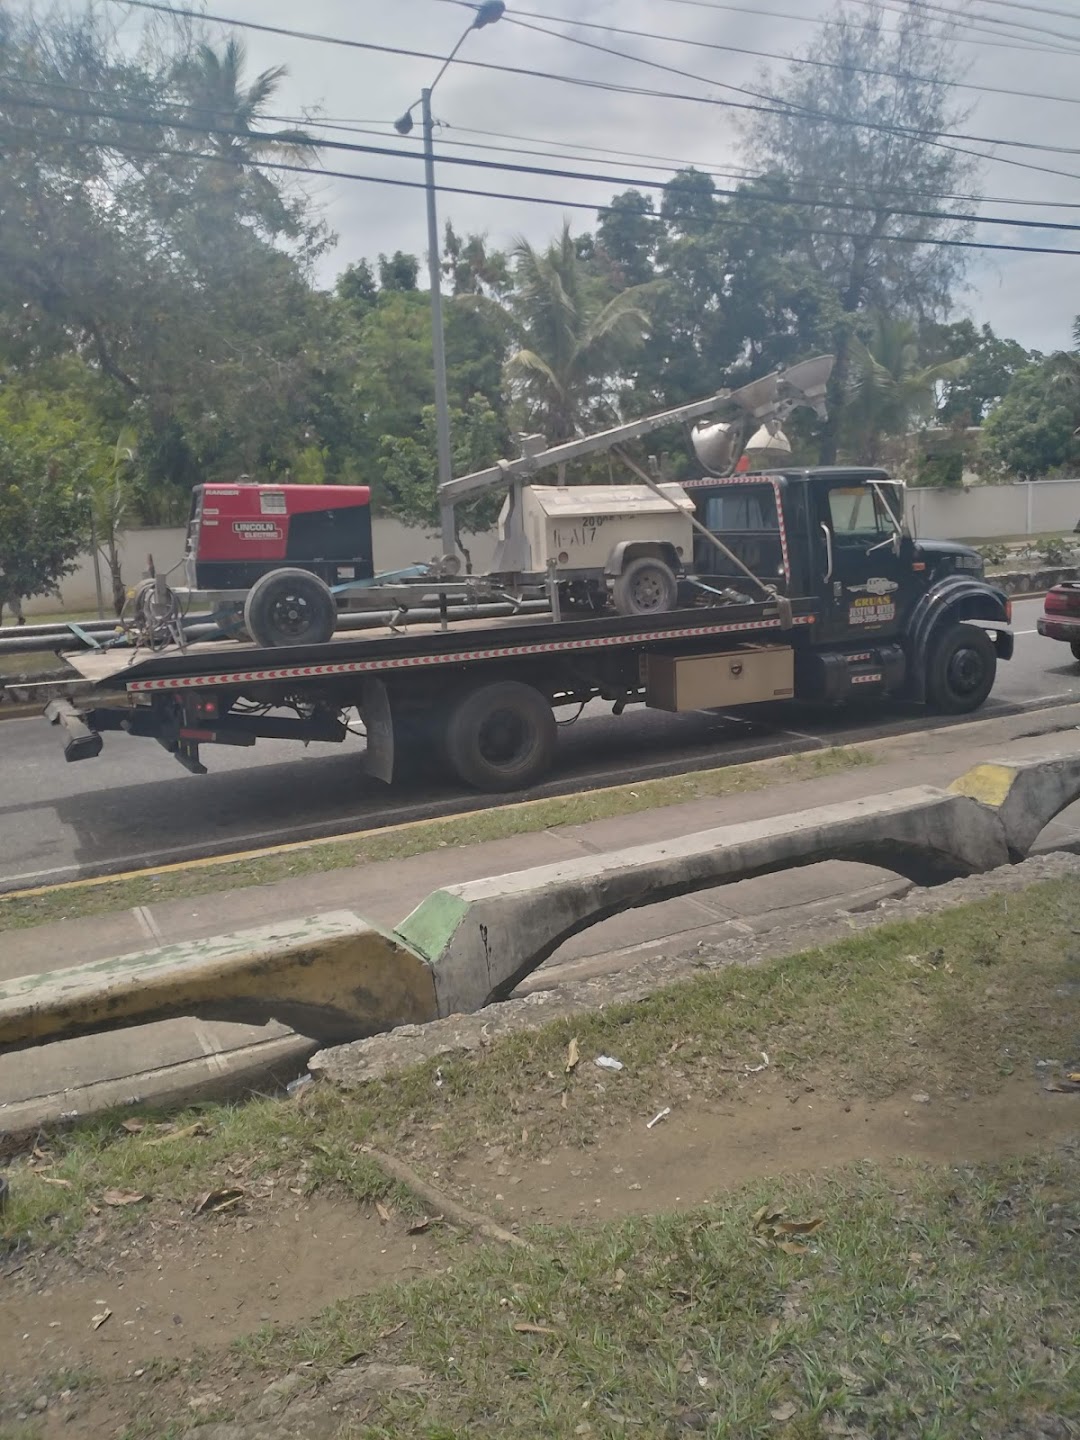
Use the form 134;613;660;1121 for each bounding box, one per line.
727;369;782;419
744;423;792;466
691;419;738;474
778;355;835;417
474;1;506;26
394;111;416;136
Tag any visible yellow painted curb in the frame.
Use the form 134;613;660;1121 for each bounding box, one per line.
948;762;1016;809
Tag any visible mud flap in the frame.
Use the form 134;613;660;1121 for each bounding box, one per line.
361;677;394;784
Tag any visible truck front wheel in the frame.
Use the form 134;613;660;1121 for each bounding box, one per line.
243;569;337;649
925;622;997;714
445;681;557;792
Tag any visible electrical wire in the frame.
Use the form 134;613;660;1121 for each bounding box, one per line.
10;94;1080;236
82;0;1080;191
456;2;1080;110
627;0;1065;55
9;120;1080;257
503;13;1080;161
374;117;1080;212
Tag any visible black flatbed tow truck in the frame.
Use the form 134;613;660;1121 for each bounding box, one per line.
40;464;1013;793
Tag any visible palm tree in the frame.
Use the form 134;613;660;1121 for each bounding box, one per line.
173;39;314;218
847;314;969;463
467;223;657;444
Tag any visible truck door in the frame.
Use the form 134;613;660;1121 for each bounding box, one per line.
693;482;787;591
816;480;910;643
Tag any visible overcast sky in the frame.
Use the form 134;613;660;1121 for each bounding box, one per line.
112;0;1080;353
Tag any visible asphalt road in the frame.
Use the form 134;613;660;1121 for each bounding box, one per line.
1;596;1076;892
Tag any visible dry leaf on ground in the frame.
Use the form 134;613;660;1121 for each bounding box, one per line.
565;1038;580;1074
146;1122;211;1146
193;1187;245;1215
102;1189;146;1208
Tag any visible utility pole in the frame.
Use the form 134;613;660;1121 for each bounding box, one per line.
394;1;506;563
422;88;456;561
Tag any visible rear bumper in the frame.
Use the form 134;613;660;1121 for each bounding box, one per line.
1037;615;1080;642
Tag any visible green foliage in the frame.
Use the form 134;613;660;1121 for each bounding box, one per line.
982;359;1080;478
377;396;505;553
0;381;105;603
978;541;1009;567
468;223;657;443
913;451;965;488
847;313;970;462
925;320;1038;425
746;2;977;462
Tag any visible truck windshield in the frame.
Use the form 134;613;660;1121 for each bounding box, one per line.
828;484;904;542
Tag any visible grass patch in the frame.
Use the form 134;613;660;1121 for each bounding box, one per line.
0;745;875;933
226;1146;1080;1439
4;875;1077;1258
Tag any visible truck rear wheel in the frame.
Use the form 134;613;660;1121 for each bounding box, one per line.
445;681;557;792
612;557;678;617
926;622;997;714
243;569;337;649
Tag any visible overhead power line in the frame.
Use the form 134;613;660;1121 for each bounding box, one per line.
504;13;1080;160
11;91;1080;236
294;112;1080;216
96;0;1080;190
890;0;1080;47
11;95;1080;247
459;2;1080;109
9;118;1080;257
639;0;1063;54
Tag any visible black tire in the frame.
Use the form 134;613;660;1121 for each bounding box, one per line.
612;556;679;617
925;622;997;714
1070;640;1080;663
243;568;337;649
444;681;557;792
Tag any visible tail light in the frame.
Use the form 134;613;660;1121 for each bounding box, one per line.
1045;587;1080;615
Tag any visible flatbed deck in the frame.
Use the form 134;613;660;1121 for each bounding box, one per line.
61;599;818;693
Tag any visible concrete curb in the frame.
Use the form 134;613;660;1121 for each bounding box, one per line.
4;747;1080;1063
0;912;436;1057
312;851;1080;1089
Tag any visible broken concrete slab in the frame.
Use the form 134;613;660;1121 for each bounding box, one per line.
310;851;1080;1090
399;785;1006;1015
0;912;436;1057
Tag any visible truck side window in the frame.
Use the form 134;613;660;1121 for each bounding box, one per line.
703;487;778;533
828;486;891;548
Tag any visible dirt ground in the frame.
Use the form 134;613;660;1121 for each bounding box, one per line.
2;1068;1075;1438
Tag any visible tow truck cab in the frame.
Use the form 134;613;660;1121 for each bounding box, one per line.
685;466;1012;707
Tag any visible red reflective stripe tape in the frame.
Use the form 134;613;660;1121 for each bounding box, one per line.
126;615;814;692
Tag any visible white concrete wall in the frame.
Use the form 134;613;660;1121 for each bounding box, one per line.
23;480;1080;616
910;478;1080;541
23;518;501;617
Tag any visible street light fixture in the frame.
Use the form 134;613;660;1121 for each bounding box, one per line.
394;1;505;560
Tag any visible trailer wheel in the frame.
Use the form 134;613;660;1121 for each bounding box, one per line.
612;556;678;617
445;681;556;792
243;569;337;649
925;622;997;714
